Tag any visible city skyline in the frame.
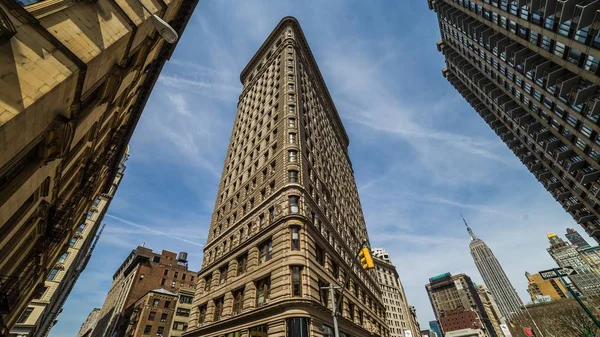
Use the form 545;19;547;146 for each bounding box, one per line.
46;2;588;336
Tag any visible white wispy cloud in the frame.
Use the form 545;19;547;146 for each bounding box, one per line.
105;214;205;247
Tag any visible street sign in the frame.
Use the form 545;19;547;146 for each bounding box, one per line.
500;324;513;337
539;266;577;280
523;327;534;337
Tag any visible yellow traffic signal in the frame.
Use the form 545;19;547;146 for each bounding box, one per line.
359;248;374;270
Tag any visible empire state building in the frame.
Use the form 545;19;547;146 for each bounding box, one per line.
464;217;523;319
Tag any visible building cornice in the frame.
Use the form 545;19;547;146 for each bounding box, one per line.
239;16;350;148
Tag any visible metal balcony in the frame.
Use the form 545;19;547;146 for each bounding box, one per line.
555;147;573;160
548;180;562;190
535;129;551;142
516;146;529;156
566;202;584;212
584;95;600;117
578;212;596;224
578;169;600;184
0;276;20;314
566;158;586;172
518;114;534;127
522;154;536;164
557;74;579;100
539;170;553;180
531;161;544;171
545;138;562;151
556;190;572;201
573;82;597;106
527;121;542;133
575;0;600;31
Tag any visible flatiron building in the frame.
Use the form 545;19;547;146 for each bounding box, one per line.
184;16;388;337
428;0;600;244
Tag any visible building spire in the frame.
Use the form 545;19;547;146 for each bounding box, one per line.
461;214;477;241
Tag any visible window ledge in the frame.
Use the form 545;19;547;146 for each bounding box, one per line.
25;0;79;19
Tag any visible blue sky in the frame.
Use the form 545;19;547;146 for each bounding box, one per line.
50;1;589;335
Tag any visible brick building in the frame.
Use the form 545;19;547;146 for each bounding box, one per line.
425;273;494;337
124;289;177;337
91;247;197;337
0;0;198;333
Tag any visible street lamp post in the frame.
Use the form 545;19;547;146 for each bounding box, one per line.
134;0;178;43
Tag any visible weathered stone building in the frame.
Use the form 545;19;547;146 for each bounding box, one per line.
184;16;388;337
9;149;127;337
0;0;197;333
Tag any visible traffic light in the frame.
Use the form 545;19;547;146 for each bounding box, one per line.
359;248;374;270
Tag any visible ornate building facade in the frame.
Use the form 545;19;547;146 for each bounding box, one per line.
184;16;388;337
372;248;420;337
0;0;197;333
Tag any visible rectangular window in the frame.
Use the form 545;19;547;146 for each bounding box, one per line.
237;253;248;276
286;317;309;337
259;240;273;263
291;226;300;250
332;262;339;279
289;118;296;127
179;295;193;304
143;325;152;334
316;245;325;265
47;268;59;281
148;311;156;321
176;308;190;317
289;170;298;183
157;327;164;335
292;266;302;296
76;224;85;233
250;324;268;337
160;312;168;322
233;287;245;314
256;276;271;306
289;150;297;162
153;299;160;307
58;252;69;263
289;133;296;144
289;196;299;214
319;280;329;306
219;265;228;285
69;237;78;247
164;300;171;308
204;274;212;292
198;304;207;324
16;307;33;324
214;297;224;321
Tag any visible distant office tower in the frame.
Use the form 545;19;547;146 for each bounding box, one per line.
10;150;127;337
547;233;600;296
185;16;388;337
76;308;100;337
525;271;568;302
420;329;438;337
408;306;420;337
372;248;420;337
579;245;600;275
427;0;600;244
425;273;495;337
566;228;592;249
429;321;443;337
92;247;197;337
0;0;198;333
464;218;522;318
476;285;503;337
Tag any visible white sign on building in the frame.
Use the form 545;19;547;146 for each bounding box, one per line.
500;324;513;337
